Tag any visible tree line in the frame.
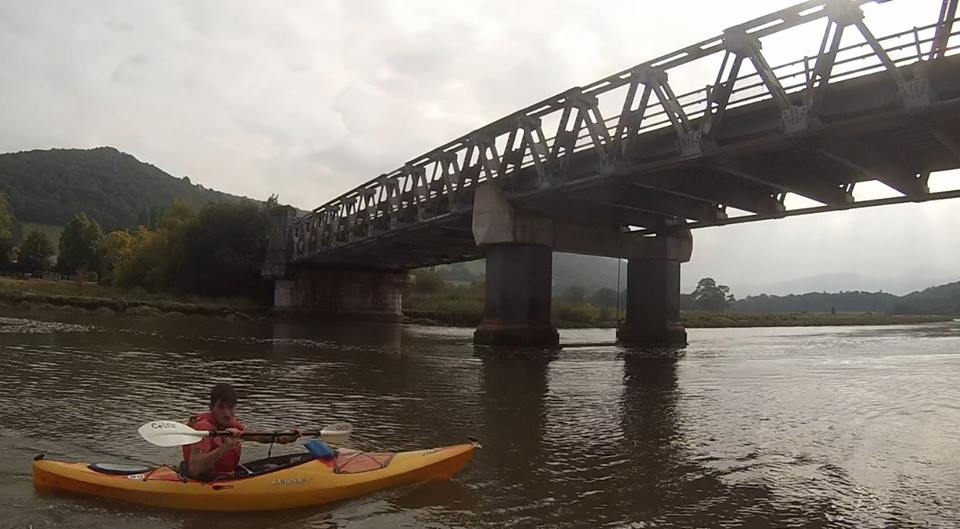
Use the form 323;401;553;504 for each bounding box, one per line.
414;268;960;317
1;192;275;301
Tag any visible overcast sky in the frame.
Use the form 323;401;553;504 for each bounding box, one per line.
1;0;958;294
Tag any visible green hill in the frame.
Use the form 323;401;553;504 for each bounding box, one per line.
894;281;960;315
0;147;254;231
731;291;902;313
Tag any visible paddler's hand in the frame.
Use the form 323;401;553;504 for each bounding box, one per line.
222;427;242;448
276;429;301;444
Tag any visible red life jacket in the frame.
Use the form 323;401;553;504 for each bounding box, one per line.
181;412;245;475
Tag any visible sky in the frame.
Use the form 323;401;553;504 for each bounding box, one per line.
1;0;958;295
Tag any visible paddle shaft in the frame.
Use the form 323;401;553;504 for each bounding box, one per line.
138;420;352;447
208;430;323;439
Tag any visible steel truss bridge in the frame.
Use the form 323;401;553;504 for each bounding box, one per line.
286;0;960;270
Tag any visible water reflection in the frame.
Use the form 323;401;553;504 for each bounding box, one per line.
269;320;404;355
476;350;554;526
1;308;959;528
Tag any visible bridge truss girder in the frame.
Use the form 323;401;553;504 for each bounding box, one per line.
286;0;960;269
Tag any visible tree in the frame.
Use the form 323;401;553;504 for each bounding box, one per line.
19;231;55;273
113;227;169;290
560;285;587;304
112;202;268;298
691;277;733;311
589;287;619;309
437;263;475;282
0;193;15;268
412;268;444;293
103;230;134;279
159;200;195;232
170;202;270;298
57;213;105;275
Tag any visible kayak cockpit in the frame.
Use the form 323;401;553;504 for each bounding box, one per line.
79;448;398;484
87;463;154;476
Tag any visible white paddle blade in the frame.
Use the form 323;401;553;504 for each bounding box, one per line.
138;420;208;447
319;422;352;444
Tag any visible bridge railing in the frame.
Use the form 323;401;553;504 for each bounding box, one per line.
291;0;958;261
572;20;959;157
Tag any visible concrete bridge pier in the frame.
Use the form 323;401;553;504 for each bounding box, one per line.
275;267;407;321
472;182;693;348
474;243;559;347
616;256;687;348
262;206;406;320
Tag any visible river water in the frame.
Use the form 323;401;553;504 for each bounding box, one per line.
0;306;958;528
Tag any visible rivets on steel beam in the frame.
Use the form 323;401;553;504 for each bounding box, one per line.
780;105;810;136
516;115;542;130
634;66;668;85
824;1;863;26
677;130;704;160
722;29;761;55
898;78;932;110
566;91;600;109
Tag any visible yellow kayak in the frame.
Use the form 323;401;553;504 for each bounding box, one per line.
33;441;479;511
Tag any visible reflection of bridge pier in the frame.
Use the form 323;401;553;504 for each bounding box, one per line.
477;350;553;510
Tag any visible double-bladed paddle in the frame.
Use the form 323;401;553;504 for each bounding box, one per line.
137;420;352;447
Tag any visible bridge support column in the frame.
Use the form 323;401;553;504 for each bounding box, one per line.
474;244;559;347
277;268;406;321
617;258;687;348
471;182;692;347
274;279;294;307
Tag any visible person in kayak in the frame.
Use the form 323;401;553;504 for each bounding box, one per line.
181;383;297;479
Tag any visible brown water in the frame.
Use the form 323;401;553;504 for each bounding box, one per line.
1;307;959;528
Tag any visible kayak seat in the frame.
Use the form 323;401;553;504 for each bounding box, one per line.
334;450;394;474
88;463;154;475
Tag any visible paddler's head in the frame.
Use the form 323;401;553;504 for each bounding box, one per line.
209;383;238;429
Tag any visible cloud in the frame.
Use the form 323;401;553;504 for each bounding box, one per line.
1;0;958;289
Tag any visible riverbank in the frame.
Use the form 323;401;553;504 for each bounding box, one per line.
0;277;263;318
2;278;954;328
403;309;954;328
681;310;953;327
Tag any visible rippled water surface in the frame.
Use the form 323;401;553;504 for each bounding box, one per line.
1;307;959;528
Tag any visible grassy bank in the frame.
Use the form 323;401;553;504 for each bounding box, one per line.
403;287;954;328
3;277;954;328
681;311;953;327
0;277;261;317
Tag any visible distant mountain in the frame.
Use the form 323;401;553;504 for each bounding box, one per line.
731;280;960;315
730;268;959;297
731;291;902;313
436;253;629;294
896;281;960;314
0;147;254;231
552;253;625;294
